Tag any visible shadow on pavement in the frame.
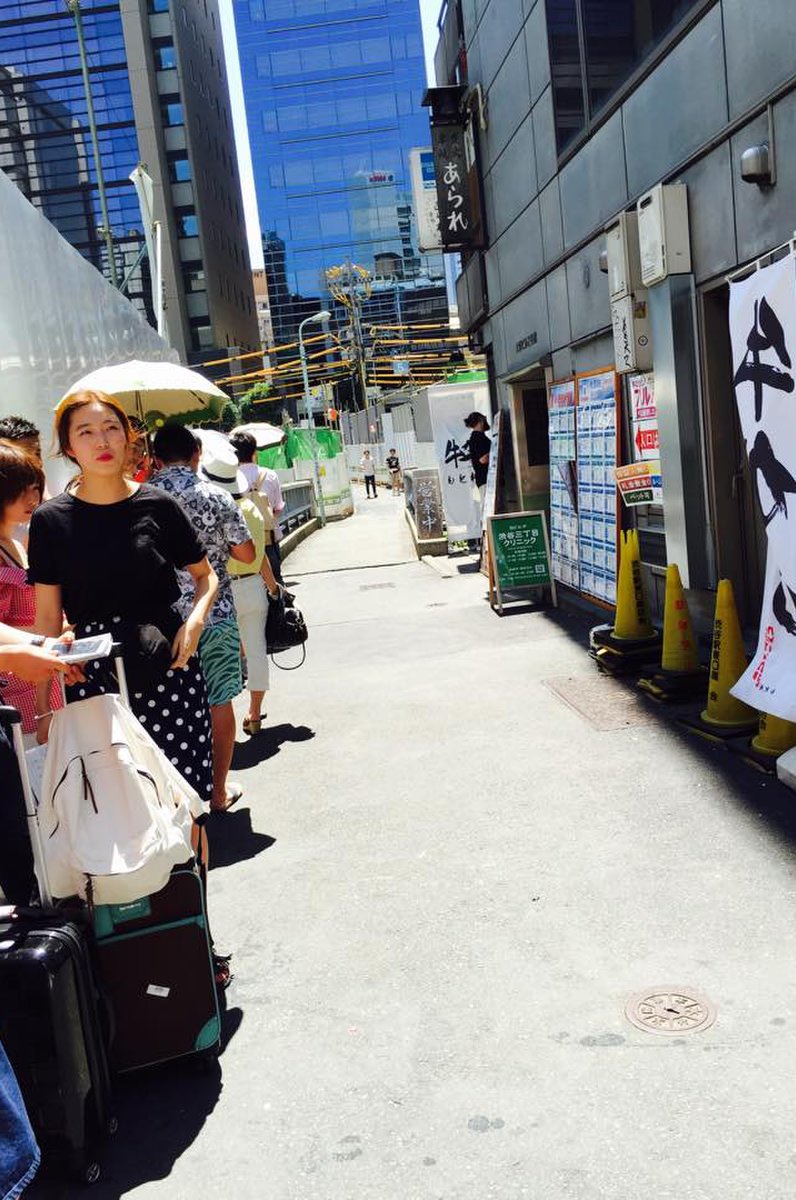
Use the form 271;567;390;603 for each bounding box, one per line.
29;1004;242;1200
232;723;315;770
206;807;276;870
537;605;796;852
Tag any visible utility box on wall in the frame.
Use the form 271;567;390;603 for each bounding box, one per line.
637;184;691;286
606;212;645;301
611;294;653;372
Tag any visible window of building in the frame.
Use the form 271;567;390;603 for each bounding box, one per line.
546;0;707;154
161;99;184;126
168;153;192;181
547;0;585;153
148;0;169;11
191;324;214;351
175;208;198;236
183;266;205;291
153;39;177;70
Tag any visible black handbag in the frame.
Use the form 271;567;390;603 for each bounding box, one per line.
265;587;308;669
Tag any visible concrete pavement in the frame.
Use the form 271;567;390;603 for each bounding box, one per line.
34;486;796;1200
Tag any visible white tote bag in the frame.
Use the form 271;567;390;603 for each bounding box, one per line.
38;693;206;904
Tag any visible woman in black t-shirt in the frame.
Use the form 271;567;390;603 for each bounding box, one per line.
28;391;219;803
464;411;492;496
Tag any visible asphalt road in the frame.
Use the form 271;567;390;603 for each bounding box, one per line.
32;488;796;1200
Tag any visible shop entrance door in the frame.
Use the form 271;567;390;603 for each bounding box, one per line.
509;371;550;512
701;284;766;626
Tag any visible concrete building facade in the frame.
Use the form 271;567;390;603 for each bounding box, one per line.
433;0;796;625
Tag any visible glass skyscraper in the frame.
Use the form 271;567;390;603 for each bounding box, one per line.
0;0;259;365
234;0;448;380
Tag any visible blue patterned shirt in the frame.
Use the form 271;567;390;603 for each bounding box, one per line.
150;465;250;626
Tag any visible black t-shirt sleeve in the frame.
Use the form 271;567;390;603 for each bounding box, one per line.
26;505;61;586
159;493;206;568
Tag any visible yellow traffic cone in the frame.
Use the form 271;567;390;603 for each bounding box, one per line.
661;564;699;673
613;530;654;640
700;579;756;730
752;712;796;758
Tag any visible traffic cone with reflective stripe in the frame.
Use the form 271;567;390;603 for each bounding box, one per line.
613;531;654;640
700;580;756;732
590;530;660;675
751;712;796;758
638;563;705;700
661;564;698;672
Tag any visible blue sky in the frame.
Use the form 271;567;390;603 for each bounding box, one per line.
218;0;441;268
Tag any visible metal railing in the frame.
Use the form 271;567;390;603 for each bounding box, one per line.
280;480;316;534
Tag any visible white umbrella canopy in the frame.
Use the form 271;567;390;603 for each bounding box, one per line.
60;359;230;426
230;421;286;449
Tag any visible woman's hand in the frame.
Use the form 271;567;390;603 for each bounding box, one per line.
43;633;85;686
0;644;68;685
171;615;204;669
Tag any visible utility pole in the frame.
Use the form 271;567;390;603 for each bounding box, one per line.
65;0;118;287
325;262;372;412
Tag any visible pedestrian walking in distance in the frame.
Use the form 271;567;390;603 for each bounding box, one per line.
361;448;377;498
385;448;402;495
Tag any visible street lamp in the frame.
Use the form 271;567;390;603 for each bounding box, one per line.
298;310;331;527
64;0;118;286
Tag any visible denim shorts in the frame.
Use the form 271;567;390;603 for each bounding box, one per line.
0;1041;40;1200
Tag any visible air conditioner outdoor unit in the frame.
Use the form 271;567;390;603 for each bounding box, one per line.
637;183;691;286
605;211;644;301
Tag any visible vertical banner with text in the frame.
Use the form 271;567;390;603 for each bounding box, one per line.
429;391;483;545
729;253;796;720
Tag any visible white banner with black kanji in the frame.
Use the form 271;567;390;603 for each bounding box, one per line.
429;390;483;544
729;252;796;718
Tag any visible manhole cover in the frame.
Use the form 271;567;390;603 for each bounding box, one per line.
625;988;716;1035
545;675;656;730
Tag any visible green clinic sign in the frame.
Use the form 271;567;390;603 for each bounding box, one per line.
487;511;556;614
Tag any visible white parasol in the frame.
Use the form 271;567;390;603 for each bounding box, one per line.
59;359;230;426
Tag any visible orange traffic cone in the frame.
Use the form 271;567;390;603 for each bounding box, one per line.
752;712;796;758
638;563;705;700
700;580;756;732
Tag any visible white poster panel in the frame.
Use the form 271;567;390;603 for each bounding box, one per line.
729;254;796;719
429;389;483;544
576;371;618;605
547;380;580;589
410;147;442;253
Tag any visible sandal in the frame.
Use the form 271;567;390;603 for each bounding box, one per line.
210;784;242;813
242;716;263;736
213;953;233;990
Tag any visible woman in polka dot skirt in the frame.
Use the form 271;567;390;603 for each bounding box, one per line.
28;392;231;983
29;392;217;799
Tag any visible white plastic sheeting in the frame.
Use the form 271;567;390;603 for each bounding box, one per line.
0;170;176;490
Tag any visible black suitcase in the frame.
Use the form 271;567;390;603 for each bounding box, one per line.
92;863;221;1073
0;706;115;1184
83;649;222;1074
